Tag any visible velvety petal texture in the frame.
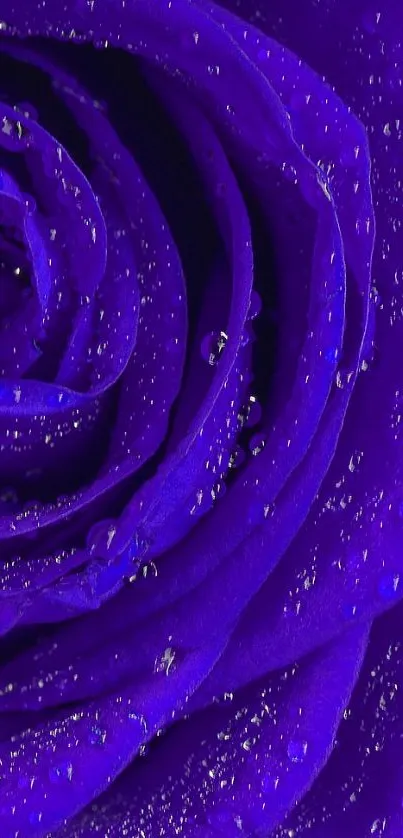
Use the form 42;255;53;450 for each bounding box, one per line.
0;0;399;836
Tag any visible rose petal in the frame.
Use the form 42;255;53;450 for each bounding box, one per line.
50;622;369;837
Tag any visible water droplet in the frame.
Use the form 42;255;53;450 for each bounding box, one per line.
240;321;255;347
1;113;30;148
211;481;226;502
348;450;363;472
106;525;117;550
370;286;381;307
154;645;177;676
21;193;36;215
261;772;277;795
290;90;312;112
335;368;355;389
49;761;73;783
249;431;267;456
228;445;246;469
190;488;213;517
378;572;400;601
166;336;181;354
214;691;234;705
127;709;145;729
281;161;298;184
287;738;308;763
207;809;243;836
342;602;359;620
248;290;262;320
45;389;69;408
88;518;119;557
126;529;149;563
88;725;107;746
362;9;381;34
201;330;228;366
141;561;158;579
324;346;339;364
386;63;402;92
247;493;274;526
340;143;361;168
246;396;262;428
242;737;254;751
283;600;302;618
370;818;387;836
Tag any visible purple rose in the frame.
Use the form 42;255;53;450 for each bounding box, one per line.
0;0;401;835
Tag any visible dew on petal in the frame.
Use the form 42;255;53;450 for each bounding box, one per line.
249;432;267;456
48;761;73;784
154;645;177;676
248;290;262;320
88;725;107;746
1;113;31;149
190;488;214;516
342;602;360;620
378;572;400;601
287;738;308;763
201;330;228;366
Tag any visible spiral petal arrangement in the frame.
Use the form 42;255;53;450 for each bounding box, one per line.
0;1;401;836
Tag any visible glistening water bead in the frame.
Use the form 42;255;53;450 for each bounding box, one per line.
238;395;262;429
201;330;228;366
228;444;246;470
378;572;400;601
48;761;73;784
88;725;107;746
287;738;308;763
249;431;267;456
1;112;31;151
